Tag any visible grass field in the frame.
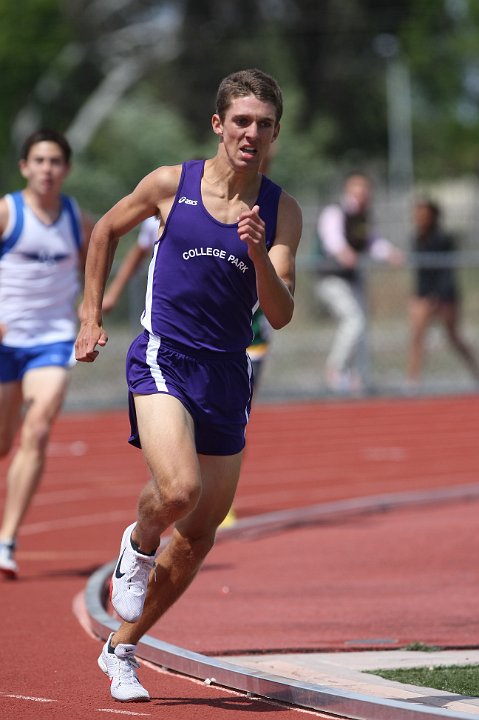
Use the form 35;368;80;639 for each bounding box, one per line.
370;664;479;697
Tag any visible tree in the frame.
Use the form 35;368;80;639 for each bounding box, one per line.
0;0;73;187
400;0;479;177
4;0;479;198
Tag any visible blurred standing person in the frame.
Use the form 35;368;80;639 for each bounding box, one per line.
406;198;479;386
0;129;93;579
75;68;302;702
315;172;402;394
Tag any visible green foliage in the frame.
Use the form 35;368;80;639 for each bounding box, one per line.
4;0;479;201
0;0;68;99
401;0;479;177
0;0;71;186
404;642;441;652
65;86;214;214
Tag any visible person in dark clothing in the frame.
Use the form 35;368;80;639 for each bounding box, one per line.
407;199;479;385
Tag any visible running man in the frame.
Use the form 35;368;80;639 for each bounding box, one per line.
0;129;93;578
75;68;302;702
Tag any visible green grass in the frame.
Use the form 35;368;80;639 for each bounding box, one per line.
369;664;479;697
403;642;440;652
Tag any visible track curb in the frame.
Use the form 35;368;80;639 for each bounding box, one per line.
83;486;479;720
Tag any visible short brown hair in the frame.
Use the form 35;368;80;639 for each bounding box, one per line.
216;69;283;124
20;129;72;164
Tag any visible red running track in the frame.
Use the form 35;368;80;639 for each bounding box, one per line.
1;394;479;718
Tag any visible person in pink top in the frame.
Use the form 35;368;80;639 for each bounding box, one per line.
315;172;403;394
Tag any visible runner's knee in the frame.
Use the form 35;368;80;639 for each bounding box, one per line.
20;415;51;454
158;482;202;522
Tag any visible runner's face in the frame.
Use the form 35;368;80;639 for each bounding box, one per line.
213;95;279;170
19;141;70;196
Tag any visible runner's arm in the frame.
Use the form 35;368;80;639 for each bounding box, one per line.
238;192;302;330
75;166;180;362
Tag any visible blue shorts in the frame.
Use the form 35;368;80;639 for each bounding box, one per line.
126;331;253;456
0;340;75;382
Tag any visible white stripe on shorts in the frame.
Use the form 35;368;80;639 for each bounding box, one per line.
146;334;168;392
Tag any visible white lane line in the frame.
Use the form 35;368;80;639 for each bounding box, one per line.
47;441;89;456
97;709;150;716
72;591;98;640
1;693;57;703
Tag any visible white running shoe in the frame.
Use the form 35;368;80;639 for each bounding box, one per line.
98;633;150;702
0;540;18;579
111;523;155;622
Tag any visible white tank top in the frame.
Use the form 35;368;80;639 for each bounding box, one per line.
0;192;82;347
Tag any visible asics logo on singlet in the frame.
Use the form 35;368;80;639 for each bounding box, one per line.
178;196;198;206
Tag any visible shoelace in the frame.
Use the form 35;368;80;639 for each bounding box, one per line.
117;654;142;685
127;555;154;596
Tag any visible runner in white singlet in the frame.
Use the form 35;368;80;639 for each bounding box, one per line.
0;129;94;579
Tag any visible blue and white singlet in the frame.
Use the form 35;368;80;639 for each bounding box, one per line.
0;192;82;347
